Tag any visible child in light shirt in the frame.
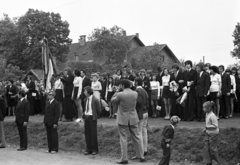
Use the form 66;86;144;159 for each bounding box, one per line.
203;101;220;165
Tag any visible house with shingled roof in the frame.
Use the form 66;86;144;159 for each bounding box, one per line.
56;31;179;71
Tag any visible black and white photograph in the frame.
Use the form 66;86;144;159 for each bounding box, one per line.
0;0;239;165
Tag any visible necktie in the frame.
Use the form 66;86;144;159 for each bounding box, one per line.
86;98;90;113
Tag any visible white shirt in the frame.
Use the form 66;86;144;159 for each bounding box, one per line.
230;75;236;93
91;81;102;92
210;74;221;92
170;124;175;129
73;76;83;97
20;98;24;102
162;75;171;86
205;111;219;134
199;71;203;77
54;79;63;90
150;81;160;96
107;83;114;92
49;99;54;104
85;95;93;116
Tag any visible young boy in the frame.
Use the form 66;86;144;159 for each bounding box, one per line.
203;101;220;165
158;115;180;165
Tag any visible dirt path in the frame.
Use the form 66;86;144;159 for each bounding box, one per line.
0;147;199;165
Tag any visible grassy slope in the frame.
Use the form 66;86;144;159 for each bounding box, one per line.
4;122;240;165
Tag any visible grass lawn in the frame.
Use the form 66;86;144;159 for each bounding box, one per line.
4;121;240;165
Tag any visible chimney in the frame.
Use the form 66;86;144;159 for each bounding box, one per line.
79;35;86;46
123;30;126;36
135;33;139;37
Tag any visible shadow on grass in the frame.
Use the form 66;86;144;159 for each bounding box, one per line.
4;122;240;165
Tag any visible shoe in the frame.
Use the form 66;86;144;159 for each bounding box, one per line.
51;151;57;154
140;158;146;162
144;151;148;156
0;145;5;148
205;163;212;165
46;150;50;153
84;151;92;155
116;160;128;164
130;156;139;160
92;151;98;155
75;118;81;122
17;148;26;151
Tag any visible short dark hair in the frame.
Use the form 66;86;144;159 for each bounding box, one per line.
172;63;179;70
218;65;225;71
74;69;81;76
9;80;14;84
185;60;193;67
204;63;211;68
120;79;131;88
81;70;86;75
135;77;143;86
84;86;93;95
225;68;231;74
231;67;237;72
196;62;204;71
19;90;26;97
209;66;219;73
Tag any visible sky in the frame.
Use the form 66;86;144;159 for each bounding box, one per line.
0;0;240;67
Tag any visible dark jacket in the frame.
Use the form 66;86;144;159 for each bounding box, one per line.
183;69;198;93
44;100;60;126
196;72;210;97
0;98;6;121
221;72;231;95
61;75;74;96
81;77;91;99
83;95;101;120
156;71;164;85
15;98;30;124
236;76;240;93
171;70;184;96
142;76;151;92
7;85;18;99
99;79;107;99
162;125;175;144
26;81;36;99
136;87;149;120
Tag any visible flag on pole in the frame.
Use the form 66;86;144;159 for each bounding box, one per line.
42;37;56;92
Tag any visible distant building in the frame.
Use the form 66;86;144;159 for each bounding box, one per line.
57;31;179;71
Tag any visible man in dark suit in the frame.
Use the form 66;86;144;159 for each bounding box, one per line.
44;91;60;154
83;86;101;155
0;90;6;148
15;90;30;151
196;63;210;122
26;76;36;116
171;64;184;118
112;80;145;164
183;60;197;121
219;65;231;118
80;70;91;112
135;78;149;156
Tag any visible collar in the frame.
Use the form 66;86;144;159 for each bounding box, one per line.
170;124;175;129
188;68;191;72
200;71;203;75
20;98;24;102
206;111;213;117
49;99;54;104
87;95;93;100
136;86;143;89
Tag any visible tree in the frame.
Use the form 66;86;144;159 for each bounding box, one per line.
0;9;72;70
1;64;24;81
88;25;129;65
131;43;164;72
231;22;240;59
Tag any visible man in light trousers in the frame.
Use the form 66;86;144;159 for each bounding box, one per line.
112;79;145;164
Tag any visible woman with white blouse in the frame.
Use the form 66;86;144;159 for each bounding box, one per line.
91;73;102;99
150;74;160;118
229;68;237;118
209;66;222;118
72;69;83;122
54;72;64;121
161;68;174;120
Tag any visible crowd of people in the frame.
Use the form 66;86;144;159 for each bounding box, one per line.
0;59;237;165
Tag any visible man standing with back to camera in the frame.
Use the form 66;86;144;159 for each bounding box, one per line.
111;79;145;164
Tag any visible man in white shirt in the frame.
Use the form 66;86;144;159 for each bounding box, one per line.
83;86;101;156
